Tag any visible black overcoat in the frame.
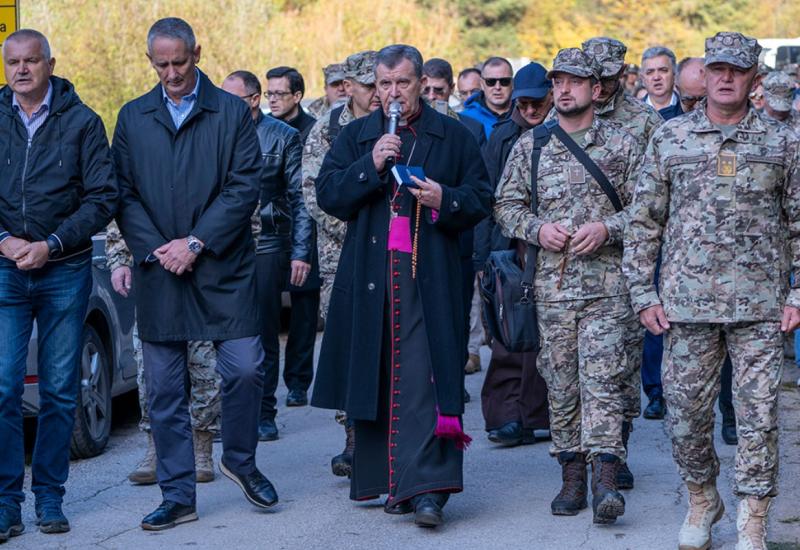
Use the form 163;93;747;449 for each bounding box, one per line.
113;71;262;342
310;102;492;419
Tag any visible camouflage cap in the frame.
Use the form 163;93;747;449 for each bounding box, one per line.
344;50;377;85
582;37;627;78
547;48;601;80
762;71;795;112
704;32;762;69
323;63;346;85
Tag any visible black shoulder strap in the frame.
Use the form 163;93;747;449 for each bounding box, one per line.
550;124;624;213
521;119;556;293
327;105;346;142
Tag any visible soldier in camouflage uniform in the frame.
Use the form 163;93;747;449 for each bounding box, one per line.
761;71;800;131
495;48;642;526
582;36;661;491
307;63;348;119
302;50;378;478
105;221;220;485
623;33;800;550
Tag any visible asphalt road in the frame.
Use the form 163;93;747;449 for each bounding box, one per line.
9;342;800;550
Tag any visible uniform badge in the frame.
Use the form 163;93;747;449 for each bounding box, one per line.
568;165;585;184
717;152;736;177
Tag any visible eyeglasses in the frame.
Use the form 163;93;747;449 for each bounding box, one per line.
749;92;764;100
236;93;259;100
680;94;705;105
483;77;512;87
423;86;447;96
516;99;548;111
265;91;293;99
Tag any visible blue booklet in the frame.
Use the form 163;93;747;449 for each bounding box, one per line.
391;164;426;189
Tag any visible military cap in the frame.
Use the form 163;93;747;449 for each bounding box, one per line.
323;63;346;85
344;50;377;85
625;64;639;75
704;32;762;69
547;48;601;80
762;71;795;112
582;37;627;78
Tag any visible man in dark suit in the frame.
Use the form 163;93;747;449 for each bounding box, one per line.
114;17;278;531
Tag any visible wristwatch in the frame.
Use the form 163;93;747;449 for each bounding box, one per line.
187;235;204;255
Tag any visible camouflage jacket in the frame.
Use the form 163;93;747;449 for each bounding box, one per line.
596;86;662;146
105;220;131;272
623;105;800;322
306;96;330;120
763;109;800;132
494;115;642;302
302;103;355;276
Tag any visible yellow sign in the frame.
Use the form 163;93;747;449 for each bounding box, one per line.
0;2;19;86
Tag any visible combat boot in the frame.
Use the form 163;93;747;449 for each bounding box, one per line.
735;496;770;550
590;453;625;524
617;421;634;489
129;432;157;485
331;422;355;477
194;430;215;483
550;451;588;516
678;481;724;550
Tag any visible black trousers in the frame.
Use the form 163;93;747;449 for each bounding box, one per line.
256;252;319;422
142;337;264;505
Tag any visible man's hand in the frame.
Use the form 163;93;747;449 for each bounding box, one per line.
0;236;31;261
781;305;800;333
154;238;199;276
372;134;402;172
15;241;49;270
640;304;671;335
571;222;609;256
290;260;311;287
111;266;133;297
538;223;571;252
410;176;443;210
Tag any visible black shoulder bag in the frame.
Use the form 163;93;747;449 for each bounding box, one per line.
480;120;622;353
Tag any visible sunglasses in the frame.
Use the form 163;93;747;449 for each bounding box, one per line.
749;92;764;100
680;94;705;104
483;77;512;87
423;86;447;96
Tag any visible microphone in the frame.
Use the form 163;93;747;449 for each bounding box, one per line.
386;101;401;165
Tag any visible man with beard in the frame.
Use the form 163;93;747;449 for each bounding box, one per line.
477;62;554;447
495;48;641;526
311;44;491;528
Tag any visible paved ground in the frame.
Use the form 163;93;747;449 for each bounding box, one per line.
9;342;800;550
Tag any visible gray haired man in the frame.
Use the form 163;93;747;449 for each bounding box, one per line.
641;46;683;120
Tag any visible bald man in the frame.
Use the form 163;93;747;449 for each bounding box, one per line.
676;57;705;112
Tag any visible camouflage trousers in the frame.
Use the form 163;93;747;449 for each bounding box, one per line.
663;321;782;497
622;314;644;421
322;272;348;428
133;324;222;433
536;296;632;460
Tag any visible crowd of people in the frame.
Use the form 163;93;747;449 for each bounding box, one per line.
0;15;798;550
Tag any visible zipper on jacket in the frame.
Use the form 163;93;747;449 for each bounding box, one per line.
20;137;32;235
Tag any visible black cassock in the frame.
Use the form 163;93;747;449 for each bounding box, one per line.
351;124;462;503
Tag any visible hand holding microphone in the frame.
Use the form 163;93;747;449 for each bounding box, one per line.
372;101;402;172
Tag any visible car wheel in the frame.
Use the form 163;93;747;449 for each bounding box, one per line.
70;325;112;459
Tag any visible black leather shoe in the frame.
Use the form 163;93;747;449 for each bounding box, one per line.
643;396;665;419
721;423;738;446
220;460;278;508
141;500;198;531
463;389;471;403
286;389;308;407
0;506;23;542
35;501;70;534
413;494;445;527
487;421;536;447
384;499;413;515
258;419;279;442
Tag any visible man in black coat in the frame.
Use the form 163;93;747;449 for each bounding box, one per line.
221;70;314;441
311;44;492;528
0;29;117;539
476;63;553;447
114;18;278;531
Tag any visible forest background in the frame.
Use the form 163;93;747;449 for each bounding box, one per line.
22;0;800;132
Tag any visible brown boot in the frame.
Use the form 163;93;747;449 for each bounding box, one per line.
331;422;355;477
550;451;588;515
591;453;625;524
617;421;634;489
465;353;482;374
128;432;157;485
735;496;770;550
194;430;215;483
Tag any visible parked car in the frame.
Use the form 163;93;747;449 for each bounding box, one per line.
23;234;138;459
